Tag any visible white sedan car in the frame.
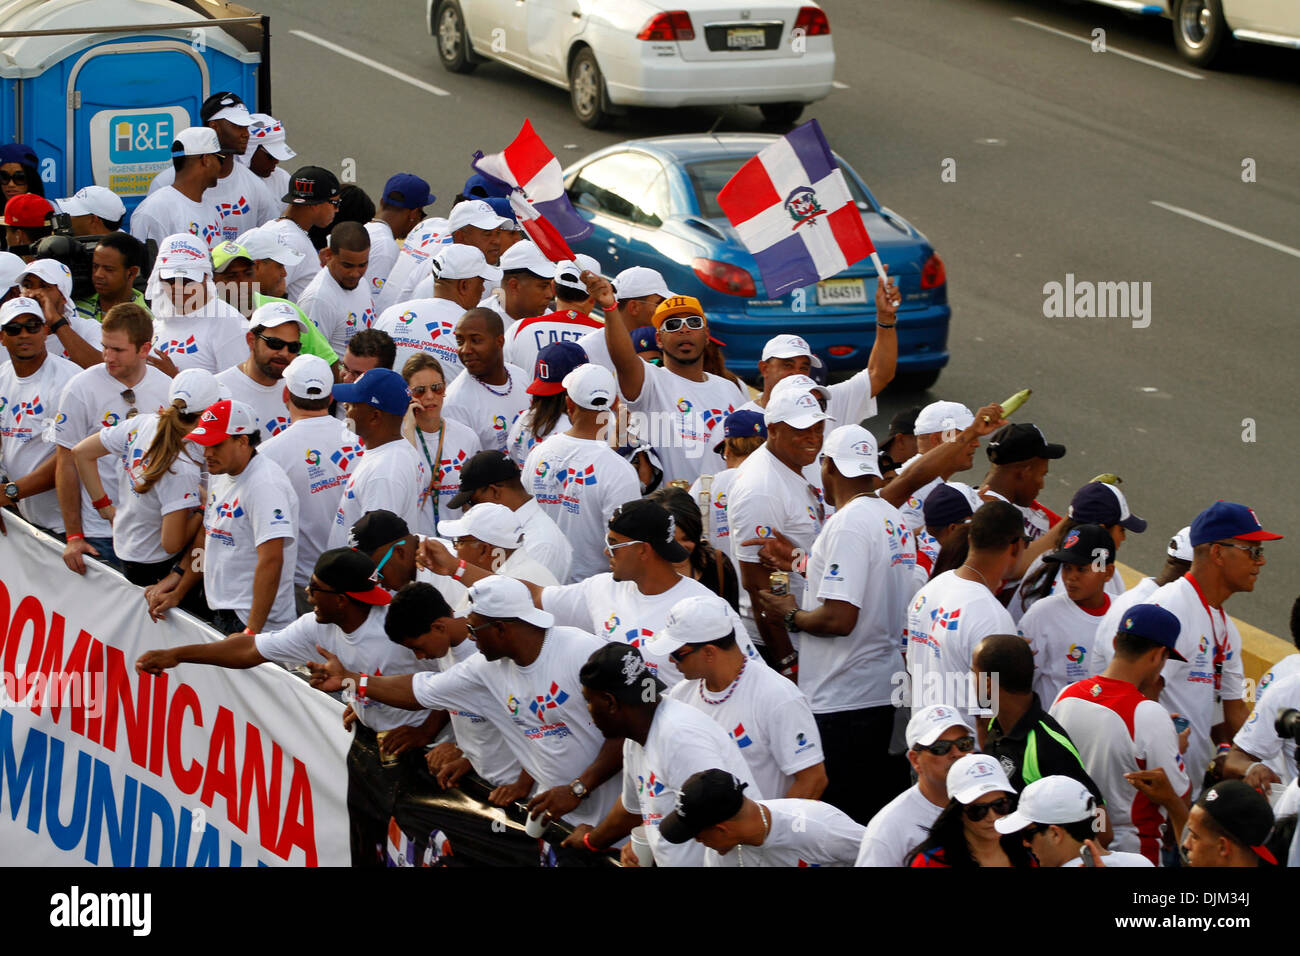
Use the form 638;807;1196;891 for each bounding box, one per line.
425;0;836;128
1078;0;1300;67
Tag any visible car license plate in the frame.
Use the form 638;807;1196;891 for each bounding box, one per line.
816;278;867;306
727;27;766;49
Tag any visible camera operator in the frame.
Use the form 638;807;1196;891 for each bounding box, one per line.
73;232;149;324
55;186;126;238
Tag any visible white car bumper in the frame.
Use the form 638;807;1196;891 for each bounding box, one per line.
604;49;835;108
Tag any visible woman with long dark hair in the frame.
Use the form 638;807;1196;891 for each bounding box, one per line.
908;754;1031;867
651;485;740;611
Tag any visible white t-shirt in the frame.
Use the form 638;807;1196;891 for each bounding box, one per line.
442;363;530;454
46;309;106;363
668;658;823;799
148;162;279;241
374;217;449;315
271;219;323;302
801;494;917;713
150;296;248;374
370;298;466;385
254;606;436;731
1250;654;1300;789
503;309;605;379
621;696;759;867
1147;575;1246;792
411;625;618;828
328;437;428;549
202;453;299;629
436;636;523;787
1060;850;1154;867
0;355;79;530
296;268;376;357
625;362;747;485
856;783;946;867
1234;670;1300;789
1010;555;1127;624
53;364;172;538
130;185;223;250
514;497;573;584
522;432;640;583
407;419;482;535
1051;674;1190;862
98;412;204;563
260;415;362;586
542;572;758;687
363;221;399;301
1020;591;1113;705
690;468;751;623
505;406;571;468
896;468;979;533
576;328;615;375
905;570;1016;714
705;798;864;867
1088;577;1160;677
214;367;291;441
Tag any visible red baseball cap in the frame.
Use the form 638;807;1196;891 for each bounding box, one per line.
3;194;55;229
187;400;258;446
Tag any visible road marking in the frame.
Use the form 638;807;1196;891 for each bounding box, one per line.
1011;17;1204;79
1151;201;1300;259
290;30;451;96
832;80;849;89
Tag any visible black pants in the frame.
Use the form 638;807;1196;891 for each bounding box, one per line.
348;722;430;867
815;705;910;825
124;556;213;622
210;608;247;635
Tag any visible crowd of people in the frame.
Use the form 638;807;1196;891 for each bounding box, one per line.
2;91;1296;868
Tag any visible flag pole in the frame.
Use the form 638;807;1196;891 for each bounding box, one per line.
869;251;899;309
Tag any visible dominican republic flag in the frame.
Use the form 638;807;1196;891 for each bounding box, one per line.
717;119;876;298
471;120;592;262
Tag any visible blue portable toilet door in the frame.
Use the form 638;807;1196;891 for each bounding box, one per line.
69;39;210;216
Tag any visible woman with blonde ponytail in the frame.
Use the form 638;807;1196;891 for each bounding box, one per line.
72;369;220;590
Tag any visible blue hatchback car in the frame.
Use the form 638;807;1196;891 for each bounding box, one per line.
562;133;951;386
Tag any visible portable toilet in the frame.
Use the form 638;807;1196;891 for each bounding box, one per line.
0;0;267;217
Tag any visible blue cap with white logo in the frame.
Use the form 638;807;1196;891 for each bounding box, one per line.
1117;603;1185;661
1190;501;1283;547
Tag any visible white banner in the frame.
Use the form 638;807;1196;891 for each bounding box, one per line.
0;517;350;866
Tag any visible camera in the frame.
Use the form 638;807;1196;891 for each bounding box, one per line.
1274;707;1300;742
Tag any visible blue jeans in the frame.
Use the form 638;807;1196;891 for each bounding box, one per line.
84;536;122;571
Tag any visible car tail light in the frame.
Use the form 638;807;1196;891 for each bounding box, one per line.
692;258;756;297
920;253;946;289
637;11;695;41
794;6;830;36
828;345;853;357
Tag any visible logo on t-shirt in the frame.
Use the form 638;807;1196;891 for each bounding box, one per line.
563;464;598;488
795;731;815;755
399;310;417;325
506;694;519;715
731;724;754;748
439;450;467;479
492;415;508;432
265;416;289;437
827;564;840;577
219;197;252;217
426;318;455;338
754;525;773;538
100;411;121;427
603;614;620;634
701;408;730;430
713;493;727;510
675;397;693;414
160;336;199;355
306;449;321;466
931;606;961;632
639;773;666;796
528;682;569;721
1067;644;1086;663
331;445;364;472
534;461;550;478
623;627;654;648
217;498;245;519
13;396;43;423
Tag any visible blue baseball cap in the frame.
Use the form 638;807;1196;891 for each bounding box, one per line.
1190;501;1283;547
1069;481;1146;533
630;325;659;354
527;341;588;396
333;368;410;416
462;170;511;200
712;409;767;454
923;483;975;528
483;195;518;227
1117;604;1186;661
381;173;431;211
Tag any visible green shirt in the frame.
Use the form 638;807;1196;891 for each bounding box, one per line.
74;288;150;323
253;291;338;365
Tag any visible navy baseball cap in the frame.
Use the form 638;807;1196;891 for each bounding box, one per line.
333;367;410;416
527;341;588;397
1044;523;1115;567
1069;481;1146;533
381;173;431;211
462;170;511;200
923;483;975;528
1190;501;1283;547
484;195;518;227
1117;604;1185;661
630;325;658;354
712;409;767;453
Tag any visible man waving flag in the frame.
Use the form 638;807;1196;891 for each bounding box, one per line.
718;119;882;298
472;120;593;261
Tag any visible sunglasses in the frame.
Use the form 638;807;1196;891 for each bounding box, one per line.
964;796;1016;821
409;383;445;397
0;170;27;186
1214;541;1266;561
1;318;43;335
659;315;705;333
306;581;342;596
668;645;698;664
912;735;976;757
1021;823;1052;840
120;388;138;420
466;620;501;639
604;534;641;553
256;332;302;353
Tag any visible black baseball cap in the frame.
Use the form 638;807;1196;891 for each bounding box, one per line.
314;548;392;605
923;483;975;528
884;405;922;448
1197;780;1276;864
1043;523;1115;566
448;450;521;510
347;510;410;555
986;423;1066;465
283;165;341;205
659;770;748;845
608;498;689;563
579;643;666;705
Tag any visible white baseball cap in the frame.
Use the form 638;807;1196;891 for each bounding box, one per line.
19;259;74;300
0;250;25;293
562;363;616;410
905;704;975;749
465;575;553;629
1168;525;1193;562
208;101;253;127
283;354;333;400
947;754;1016;805
822;425;882;479
613;266;672;300
914;400;974;436
247;113;296;162
55;185;126;223
447;199;509;233
171;126;225;157
770;372;830;406
168;368;221;415
154;234;214;275
765;384;834;430
762;333;824;369
995;776;1094;834
437;502;524;550
432;244;503;282
0;296;43;325
499;241;556;279
555;253;600;293
236;226;305;266
644;594;736;657
248;300;311;335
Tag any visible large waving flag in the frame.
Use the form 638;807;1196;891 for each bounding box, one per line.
717;119;879;298
472;120;593;262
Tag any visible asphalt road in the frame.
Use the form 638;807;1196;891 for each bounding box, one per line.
249;0;1300;637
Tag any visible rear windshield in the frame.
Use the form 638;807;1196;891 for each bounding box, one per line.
686;156;874;219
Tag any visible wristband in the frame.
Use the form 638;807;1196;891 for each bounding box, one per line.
583;831;601;852
49;317;69;333
67;533;84;541
453;559;467;581
781;663;799;679
171;564;185;578
776;651;799;669
241;627;255;637
90;494;112;509
357;674;369;701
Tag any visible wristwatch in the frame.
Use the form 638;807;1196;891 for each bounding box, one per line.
3;481;19;503
48;317;68;334
783;607;800;632
569;778;589;800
